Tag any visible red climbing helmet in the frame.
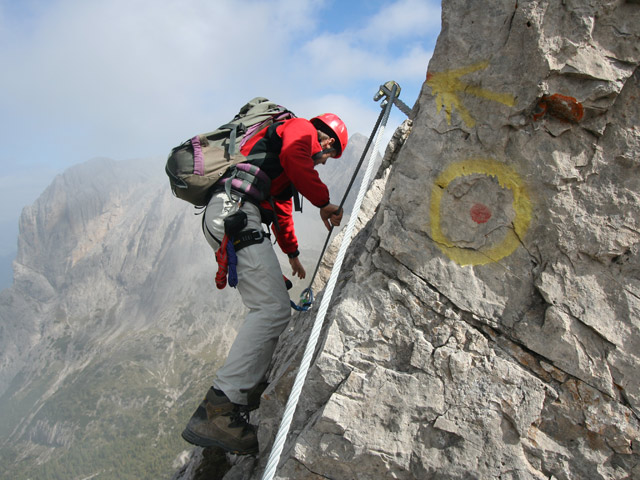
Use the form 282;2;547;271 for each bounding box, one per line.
310;113;348;158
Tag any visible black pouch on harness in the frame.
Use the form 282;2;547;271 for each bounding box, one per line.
224;210;248;237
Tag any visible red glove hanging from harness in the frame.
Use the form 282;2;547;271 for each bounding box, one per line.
215;235;229;289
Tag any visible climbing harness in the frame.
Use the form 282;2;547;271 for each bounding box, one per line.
261;81;410;480
215;231;268;289
289;80;408;312
212;207;268;289
214;229;267;289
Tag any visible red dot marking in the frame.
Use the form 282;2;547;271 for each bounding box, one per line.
470;203;492;224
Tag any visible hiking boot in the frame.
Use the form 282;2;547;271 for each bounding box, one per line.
192;387;234;418
246;381;269;411
182;387;233;443
181;404;258;455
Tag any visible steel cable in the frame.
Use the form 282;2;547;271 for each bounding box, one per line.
261;84;398;480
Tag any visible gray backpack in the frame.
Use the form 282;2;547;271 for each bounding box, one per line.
165;97;295;206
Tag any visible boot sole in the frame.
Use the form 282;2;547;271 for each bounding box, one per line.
181;427;259;455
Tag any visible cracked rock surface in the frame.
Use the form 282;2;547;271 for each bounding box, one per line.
216;1;640;479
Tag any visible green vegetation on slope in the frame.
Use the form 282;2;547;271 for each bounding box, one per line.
1;327;226;480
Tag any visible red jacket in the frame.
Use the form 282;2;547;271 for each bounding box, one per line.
240;118;330;256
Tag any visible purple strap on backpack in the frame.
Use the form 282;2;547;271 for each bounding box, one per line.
227;179;260;199
235;163;270;184
191;136;204;175
220;163;271;201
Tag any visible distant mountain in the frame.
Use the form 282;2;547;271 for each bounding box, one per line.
0;135;372;479
0;253;12;291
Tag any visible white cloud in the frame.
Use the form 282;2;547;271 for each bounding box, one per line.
0;0;434;164
298;33;432;87
296;93;381;138
361;0;441;44
290;0;437;91
0;0;327;162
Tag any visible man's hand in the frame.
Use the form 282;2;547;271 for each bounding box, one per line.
289;257;306;279
320;203;343;231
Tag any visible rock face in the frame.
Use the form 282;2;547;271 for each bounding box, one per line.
205;1;640;479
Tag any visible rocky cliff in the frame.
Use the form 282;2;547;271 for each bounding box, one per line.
178;0;640;478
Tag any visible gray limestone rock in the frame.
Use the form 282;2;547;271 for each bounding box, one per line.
222;1;640;479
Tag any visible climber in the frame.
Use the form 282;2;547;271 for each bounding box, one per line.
181;113;348;455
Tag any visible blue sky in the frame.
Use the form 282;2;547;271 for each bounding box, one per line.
0;0;441;288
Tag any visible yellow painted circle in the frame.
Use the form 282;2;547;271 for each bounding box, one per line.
430;159;532;266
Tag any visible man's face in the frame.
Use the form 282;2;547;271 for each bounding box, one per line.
314;137;337;166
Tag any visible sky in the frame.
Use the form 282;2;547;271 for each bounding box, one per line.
0;0;441;288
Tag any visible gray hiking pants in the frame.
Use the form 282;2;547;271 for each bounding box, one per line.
203;191;291;405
